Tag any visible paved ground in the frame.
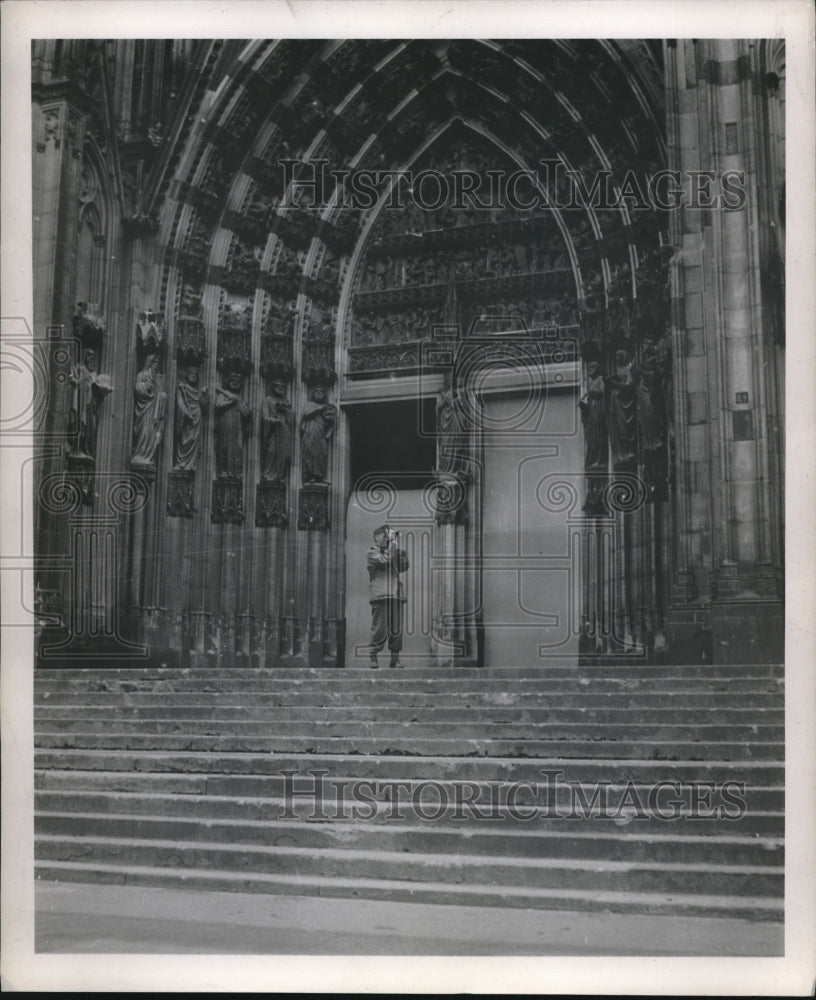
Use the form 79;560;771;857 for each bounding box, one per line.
35;881;783;956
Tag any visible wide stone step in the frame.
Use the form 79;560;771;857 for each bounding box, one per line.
34;663;785;679
33;730;785;761
32;767;783;807
31;690;782;708
35;834;783;897
33;675;785;694
33;715;784;742
34;812;784;867
33;749;785;785
32;704;784;725
33;860;784;921
34;790;786;837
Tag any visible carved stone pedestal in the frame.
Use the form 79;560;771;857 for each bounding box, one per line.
166;469;195;518
255;480;288;527
66;453;96;506
211;476;244;524
298;481;329;530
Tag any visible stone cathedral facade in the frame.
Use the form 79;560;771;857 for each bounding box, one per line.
31;39;785;670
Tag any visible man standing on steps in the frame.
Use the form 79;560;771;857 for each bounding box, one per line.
367;524;410;669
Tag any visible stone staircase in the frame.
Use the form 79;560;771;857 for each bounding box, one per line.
34;663;784;921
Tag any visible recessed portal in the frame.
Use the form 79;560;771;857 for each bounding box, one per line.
345;397;438;668
346;397;437;491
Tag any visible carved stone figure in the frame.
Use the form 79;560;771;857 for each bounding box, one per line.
173;365;208;471
300;385;337;483
605;349;637;471
579;361;607;473
67;348;113;459
633;344;664;454
131;354;168;471
259;380;292;482
214;371;251;479
634;342;669;499
436;376;466;475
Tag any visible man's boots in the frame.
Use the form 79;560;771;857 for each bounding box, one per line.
388;656;403;669
369;654;379;669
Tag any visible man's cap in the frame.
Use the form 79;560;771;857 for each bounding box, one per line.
374;524;389;537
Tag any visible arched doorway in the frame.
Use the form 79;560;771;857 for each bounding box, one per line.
338;122;583;666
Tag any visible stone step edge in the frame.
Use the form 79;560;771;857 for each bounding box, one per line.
34;833;784;877
34;810;786;851
33;789;787;818
33;862;785;920
32;705;785;717
33;680;786;690
33;792;785;829
32;733;786;749
33;767;786;788
34;664;785;674
31;714;785;728
32;749;787;766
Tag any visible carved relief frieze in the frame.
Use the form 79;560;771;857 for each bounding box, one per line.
223;238;262;295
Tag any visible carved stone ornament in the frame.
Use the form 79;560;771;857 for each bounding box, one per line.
66;453;97;507
259;334;293;381
255;480;288;528
582;472;610;518
216;303;252;374
176;317;206;365
166;468;196;518
136;310;165;350
297;481;329;530
211;475;244;525
432;472;468;526
301;340;335;386
72;301;106;349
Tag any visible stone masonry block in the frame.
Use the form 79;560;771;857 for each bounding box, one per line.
684;293;703;329
687;390;708;424
685;327;706;356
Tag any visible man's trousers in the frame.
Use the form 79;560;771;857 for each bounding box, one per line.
369;598;404;656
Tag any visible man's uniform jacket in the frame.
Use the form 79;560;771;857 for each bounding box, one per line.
367;543;410;603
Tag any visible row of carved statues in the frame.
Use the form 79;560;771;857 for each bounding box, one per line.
168;365;337;483
66;350;338;485
578;339;673;501
359;240;570;291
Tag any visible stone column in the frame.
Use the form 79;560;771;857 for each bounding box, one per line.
32;49;89;609
666;39;783;663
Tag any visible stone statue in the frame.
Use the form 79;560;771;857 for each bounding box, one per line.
578;361;607;472
214;371;251;479
605;349;637;471
655;336;674;443
131;354;168;471
633;344;664;454
300;385;337;483
259;379;292;482
633;342;668;498
436;376;465;475
173;365;208;471
67;348;112;459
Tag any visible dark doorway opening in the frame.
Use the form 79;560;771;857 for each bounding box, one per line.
347;397;437;491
